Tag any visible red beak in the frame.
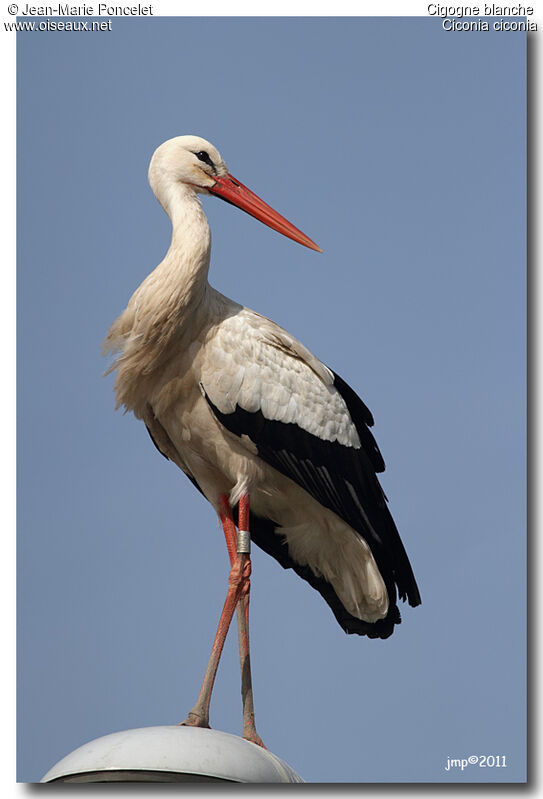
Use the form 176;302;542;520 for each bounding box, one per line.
208;174;322;253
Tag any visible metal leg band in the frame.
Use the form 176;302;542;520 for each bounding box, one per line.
237;529;251;554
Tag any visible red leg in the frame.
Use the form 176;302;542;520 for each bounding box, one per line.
181;495;246;729
236;494;265;747
181;493;264;748
219;494;238;566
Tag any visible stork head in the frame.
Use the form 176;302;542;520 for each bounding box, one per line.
149;135;228;195
148;135;321;252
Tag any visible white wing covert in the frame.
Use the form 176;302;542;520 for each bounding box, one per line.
199;309;361;449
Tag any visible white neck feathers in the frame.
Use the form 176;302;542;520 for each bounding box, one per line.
103;181;214;413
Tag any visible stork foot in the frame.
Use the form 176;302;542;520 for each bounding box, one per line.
179;710;210;729
243;728;267;749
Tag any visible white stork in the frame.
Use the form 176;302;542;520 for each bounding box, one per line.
103;135;421;747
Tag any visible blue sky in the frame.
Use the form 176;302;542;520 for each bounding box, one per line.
17;17;526;783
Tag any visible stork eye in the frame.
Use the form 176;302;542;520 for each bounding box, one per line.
195;150;214;167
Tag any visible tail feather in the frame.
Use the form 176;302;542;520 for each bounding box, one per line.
238;508;403;639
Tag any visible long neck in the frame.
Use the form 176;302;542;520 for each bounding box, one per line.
107;186;213;361
161;184;212;309
129;185;212;336
104;184;217;415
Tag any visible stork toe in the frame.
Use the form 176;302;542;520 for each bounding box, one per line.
179;708;211;729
